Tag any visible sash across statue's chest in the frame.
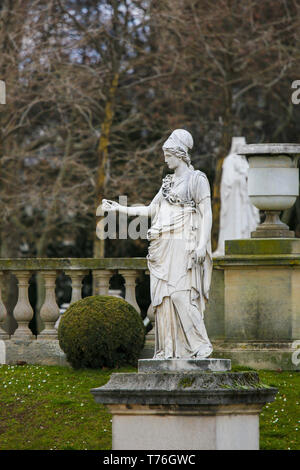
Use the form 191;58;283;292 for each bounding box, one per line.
161;173;195;207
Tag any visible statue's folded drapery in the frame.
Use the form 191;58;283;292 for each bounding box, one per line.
147;169;213;359
214;139;260;256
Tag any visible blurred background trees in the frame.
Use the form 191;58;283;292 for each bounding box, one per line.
1;0;300;262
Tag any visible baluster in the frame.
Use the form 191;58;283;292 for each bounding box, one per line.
93;270;114;295
0;272;9;339
39;271;60;339
119;270;140;314
143;270;155;358
65;270;87;304
12;271;34;339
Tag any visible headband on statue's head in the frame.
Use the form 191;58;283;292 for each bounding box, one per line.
162;129;193;155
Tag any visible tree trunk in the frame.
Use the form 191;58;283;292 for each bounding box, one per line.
34;133;72;332
93;72;119;260
211;87;233;252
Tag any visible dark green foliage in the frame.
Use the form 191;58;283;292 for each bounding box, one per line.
58;295;145;369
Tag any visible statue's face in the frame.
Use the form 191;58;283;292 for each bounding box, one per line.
164;149;180;170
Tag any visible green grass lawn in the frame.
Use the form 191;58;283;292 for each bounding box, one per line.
0;364;299;450
258;369;300;450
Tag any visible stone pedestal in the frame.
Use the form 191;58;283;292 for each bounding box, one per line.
91;359;277;450
251;211;294;238
212;238;300;370
139;358;231;372
0;338;68;366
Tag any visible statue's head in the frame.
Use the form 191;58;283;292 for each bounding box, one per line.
162;129;194;169
230;136;246;155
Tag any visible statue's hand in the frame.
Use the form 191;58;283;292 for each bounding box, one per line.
102;199;120;212
192;246;206;264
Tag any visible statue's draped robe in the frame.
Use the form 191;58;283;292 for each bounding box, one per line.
147;169;213;359
214;153;260;256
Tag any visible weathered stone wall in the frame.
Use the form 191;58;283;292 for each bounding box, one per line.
0;339;69;366
205;265;225;340
211;239;300;370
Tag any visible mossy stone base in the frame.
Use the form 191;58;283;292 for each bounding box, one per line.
91;370;277;450
225;238;300;255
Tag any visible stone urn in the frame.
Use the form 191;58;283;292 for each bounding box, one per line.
238;144;300;238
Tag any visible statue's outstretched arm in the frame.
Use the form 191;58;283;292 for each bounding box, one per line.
100;188;162;218
100;199;151;217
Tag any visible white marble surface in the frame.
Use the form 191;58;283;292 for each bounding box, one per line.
138;358;231;372
238;143;300;154
247;152;299;213
101;129;213;359
111;409;260;450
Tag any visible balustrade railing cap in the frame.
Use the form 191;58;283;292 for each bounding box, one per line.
238;143;300;156
0;258;147;270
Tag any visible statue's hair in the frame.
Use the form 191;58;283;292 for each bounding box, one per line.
164;146;194;170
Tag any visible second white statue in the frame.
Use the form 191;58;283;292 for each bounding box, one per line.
102;129;213;359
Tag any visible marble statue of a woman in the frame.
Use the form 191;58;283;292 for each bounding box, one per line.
102;129;213;359
213;137;260;256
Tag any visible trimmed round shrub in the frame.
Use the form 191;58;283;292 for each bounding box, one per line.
58;295;145;369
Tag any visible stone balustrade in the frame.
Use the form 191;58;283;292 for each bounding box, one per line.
0;258;148;341
0;253;299;370
0;257;227;365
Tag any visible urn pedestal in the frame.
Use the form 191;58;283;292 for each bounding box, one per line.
238;143;300;238
211;144;300;370
91;359;277;450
